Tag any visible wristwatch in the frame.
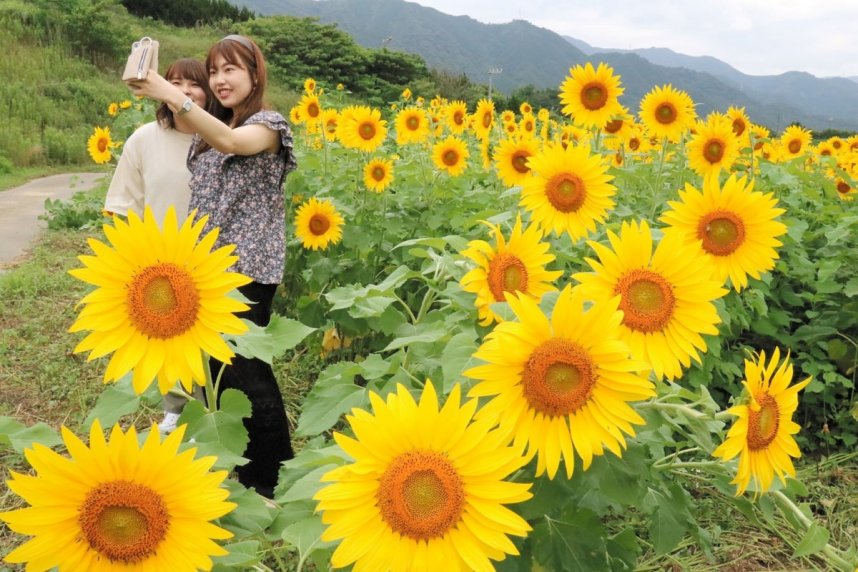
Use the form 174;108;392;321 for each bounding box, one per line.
176;98;193;116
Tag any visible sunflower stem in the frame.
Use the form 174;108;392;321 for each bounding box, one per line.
771;490;855;571
639;400;708;420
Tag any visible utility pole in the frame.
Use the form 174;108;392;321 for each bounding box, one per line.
487;67;502;101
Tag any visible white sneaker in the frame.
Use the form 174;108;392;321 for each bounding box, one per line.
158;412;181;434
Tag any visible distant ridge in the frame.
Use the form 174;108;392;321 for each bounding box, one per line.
234;0;858;131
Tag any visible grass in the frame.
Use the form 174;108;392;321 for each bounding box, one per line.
0;220;856;571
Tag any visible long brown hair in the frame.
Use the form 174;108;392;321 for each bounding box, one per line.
195;35;268;154
155;58;211;129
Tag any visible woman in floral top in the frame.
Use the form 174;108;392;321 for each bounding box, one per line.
128;34;296;499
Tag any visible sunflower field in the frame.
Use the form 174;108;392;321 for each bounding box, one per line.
2;62;858;571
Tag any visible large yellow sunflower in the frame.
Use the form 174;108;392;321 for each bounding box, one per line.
314;381;532;571
336;105;388;153
638;84;696;143
493;137;539;187
297;92;322;125
559;62;625;129
363;156;395;193
686;113;741;179
395;106;430;145
779;124;813;160
445;100;469;135
659;174;787;291
520;142;616;240
87;126;113;164
471;98;495;140
69;207;251;395
460;215;562;326
431;135;469;176
465;286;654;479
294;197;345;250
712;348;812;496
573;220;727;381
0;420;235;571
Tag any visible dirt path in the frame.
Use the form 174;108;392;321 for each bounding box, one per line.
0;172;106;272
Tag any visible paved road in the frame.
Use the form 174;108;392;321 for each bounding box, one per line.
0;172;106;272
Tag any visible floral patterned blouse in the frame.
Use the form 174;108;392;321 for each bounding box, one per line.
188;111;297;284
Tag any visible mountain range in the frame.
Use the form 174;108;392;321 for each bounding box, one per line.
233;0;858;132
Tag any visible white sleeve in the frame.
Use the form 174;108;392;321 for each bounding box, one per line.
104;129;145;217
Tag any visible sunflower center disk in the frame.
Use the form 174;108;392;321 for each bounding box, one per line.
628;138;641;151
704;139;725;163
406;117;420;131
522;338;596;417
453;111;465;125
615;269;676;333
697;210;746;256
837;181;851;194
309;213;331;236
359;122;376;141
377;450;465;541
655;102;677;125
79;480;169;563
481;113;492;128
580;82;608;111
605;118;623;134
545;173;586;213
307;103;320;118
442;149;459;166
98;139;109;153
512;152;531;174
787;139;802;154
487;253;529;301
732;118;746;136
747;394;780;450
128;263;200;339
372;166;386;181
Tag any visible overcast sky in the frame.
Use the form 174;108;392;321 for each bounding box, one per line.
412;0;858;79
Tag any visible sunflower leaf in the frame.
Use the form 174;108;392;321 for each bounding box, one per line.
793;522;830;558
0;417;62;453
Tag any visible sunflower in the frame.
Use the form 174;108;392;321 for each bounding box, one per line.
460;215;562;326
363;157;395;193
395;106;430;145
500;109;516;124
686;113;741;179
0;420;235;571
520;142;616;240
660;174;787;291
69;207;251;395
304;77;316;93
107;102;119;116
314;381;532;571
297;93;322;125
465;286;654;479
337;105;388;153
638;84;696;142
559;62;625;129
726;106;750;139
445;100;469;135
712;348;812;496
573;220;727;381
294;197;345;250
472;98;495;140
87;126;113;164
834;176;856;201
320;108;340;142
779;124;812;160
519;102;533;115
431;135;469;176
493;137;539;187
119;99;132;110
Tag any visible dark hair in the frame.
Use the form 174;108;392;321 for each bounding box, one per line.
155;58;211;129
206;35;267;123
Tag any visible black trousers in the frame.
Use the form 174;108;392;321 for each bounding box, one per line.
210;281;294;495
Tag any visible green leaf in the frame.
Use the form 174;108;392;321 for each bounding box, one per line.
219;480;277;536
83;372;144;428
180;389;251;470
793;522;830;557
532;508;610;572
229;314;315;363
382;321;448;351
211;540;261;571
843;276;858;297
295;362;370;436
440;331;479;392
281;515;331;561
0;417;62;453
279;464;335;502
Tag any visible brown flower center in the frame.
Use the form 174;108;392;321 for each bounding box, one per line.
98;137;109;153
522;338;596;417
442;148;460;167
628;137;641;151
127;263;200;339
453;110;465;126
605;118;623;134
307;102;320;118
371;166;387;182
703;138;726;164
359;121;377;141
406;115;420;131
580;82;608;111
309;213;331;236
487;252;529;301
732;118;746;137
545;172;586;212
746;394;779;450
511;151;531;174
837;180;851;194
79;481;169;563
481;111;492;129
614;269;675;333
655;102;677;125
787;139;802;154
377;450;464;540
697;210;746;256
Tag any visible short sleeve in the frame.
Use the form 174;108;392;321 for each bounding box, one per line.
244;111;298;174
